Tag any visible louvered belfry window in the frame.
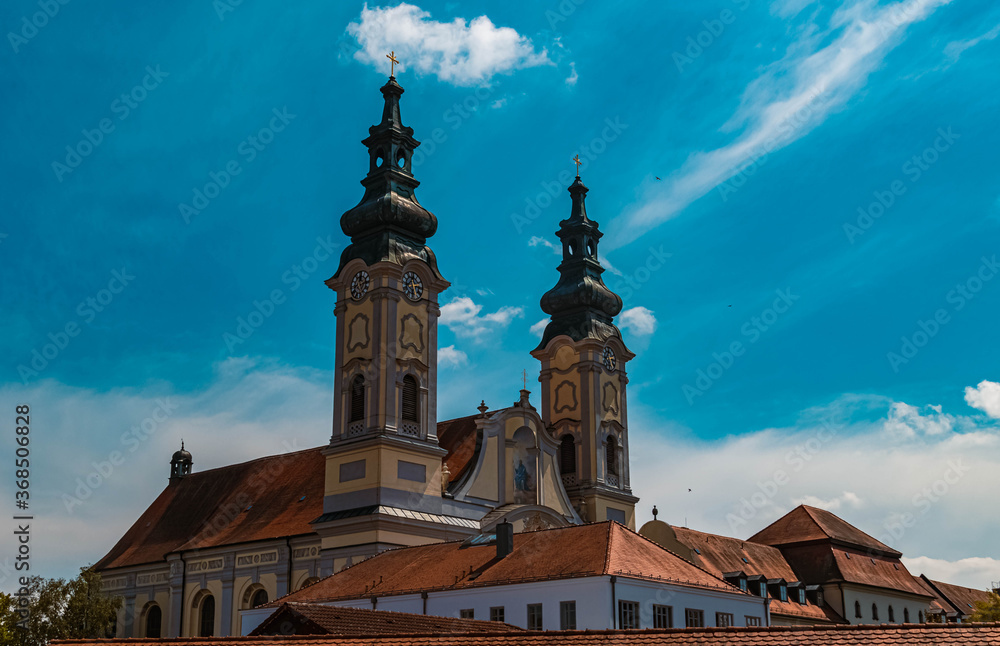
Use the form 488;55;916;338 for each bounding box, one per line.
350;375;365;422
402;375;419;422
606;436;618;476
560;435;576;474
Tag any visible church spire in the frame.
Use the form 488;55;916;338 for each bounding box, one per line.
536;174;623;350
332;72;442;280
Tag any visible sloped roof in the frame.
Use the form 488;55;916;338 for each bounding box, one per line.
672;527;833;623
919;575;994;616
250;602;523;636
267;522;743;605
96;414;484;572
829;551;929;596
749;505;900;557
51;622;1000;645
95;447;327;571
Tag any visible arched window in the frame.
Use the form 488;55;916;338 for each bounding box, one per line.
350;375;365;423
251;589;268;608
918;611;924;623
144;604;162;638
888;605;895;623
904;608;910;623
401;375;419;422
199;594;215;637
872;603;879;621
560;435;576;474
855;601;862;618
606;436;618;476
298;577;321;591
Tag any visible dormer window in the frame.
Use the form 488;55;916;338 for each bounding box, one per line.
798;588;806;605
766;579;787;601
747;575;767;598
723;572;747;592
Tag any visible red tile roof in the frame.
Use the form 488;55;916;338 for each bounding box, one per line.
828;550;929;597
671;527;832;623
268;522;743;606
250;602;523;636
918;575;994;616
749;506;899;557
52;622;1000;645
96;415;481;571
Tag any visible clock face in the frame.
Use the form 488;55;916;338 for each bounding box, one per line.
350;270;370;300
402;271;423;301
602;346;617;372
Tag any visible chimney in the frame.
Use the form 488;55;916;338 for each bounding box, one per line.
496;520;514;559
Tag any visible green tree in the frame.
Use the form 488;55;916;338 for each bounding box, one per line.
970;591;1000;622
0;568;121;646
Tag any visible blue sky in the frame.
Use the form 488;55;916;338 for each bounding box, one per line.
2;0;999;590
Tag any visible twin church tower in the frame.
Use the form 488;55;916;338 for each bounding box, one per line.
316;70;639;552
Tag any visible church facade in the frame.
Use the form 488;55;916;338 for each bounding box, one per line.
95;73;639;638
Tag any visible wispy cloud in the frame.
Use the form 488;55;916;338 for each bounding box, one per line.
529;318;548;337
944;23;1000;62
346;3;551;86
438;345;468;367
440;296;524;339
619;306;657;336
608;0;953;249
528;235;561;255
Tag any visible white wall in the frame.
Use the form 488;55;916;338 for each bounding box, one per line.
614;578;768;628
839;584;929;625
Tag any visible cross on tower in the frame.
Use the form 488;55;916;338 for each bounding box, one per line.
522;369;527;390
386;51;399;77
572;154;583;176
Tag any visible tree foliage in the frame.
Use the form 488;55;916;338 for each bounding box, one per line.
970;591;1000;622
1;568;121;646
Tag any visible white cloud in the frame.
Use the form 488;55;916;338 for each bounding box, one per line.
438;345;468;367
792;491;863;512
882;401;955;439
619;306;657;336
440;296;523;339
965;380;1000;419
490;98;508;109
901;555;1000;591
599;253;624;277
528;235;561;256
944;23;1000;62
346;3;551;86
608;0;953;248
565;61;578;86
529;318;548;338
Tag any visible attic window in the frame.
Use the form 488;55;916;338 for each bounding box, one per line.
741;557;749;563
694;548;701;554
845;552;851;559
299;496;306;502
871;558;876;564
245;505;252;512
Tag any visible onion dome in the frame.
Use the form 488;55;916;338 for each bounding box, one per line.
333;76;442;278
169;440;193;481
536;175;625;350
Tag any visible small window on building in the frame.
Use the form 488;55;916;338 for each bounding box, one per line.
251;589;268;608
872;603;879;621
759;582;768;597
618;600;640;629
855;601;862;618
144;605;162;639
527;604;543;630
739;577;747;592
888;605;895;623
798;589;806;605
490;607;504;622
460;609;474;619
198;594;215;637
606;436;618;476
918;611;924;623
653;605;672;629
716;612;734;627
779;585;788;602
350;375;365;422
685;609;704;628
559;601;576;630
560;435;576;474
746;616;761;627
904;608;910;623
401;375;419;422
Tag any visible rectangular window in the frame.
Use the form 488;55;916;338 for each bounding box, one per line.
716;612;734;627
746;616;761;627
338;459;366;482
798;589;806;604
527;604;543;630
490;607;504;623
606;508;627;524
459;609;474;619
685;609;704;628
559;601;576;630
396;460;426;482
618;600;640;629
653;605;673;629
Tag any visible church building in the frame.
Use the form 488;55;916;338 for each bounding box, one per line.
95;71;639;638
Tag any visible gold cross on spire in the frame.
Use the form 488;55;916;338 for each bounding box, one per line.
386;50;399;77
522;369;527;390
572;154;582;176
